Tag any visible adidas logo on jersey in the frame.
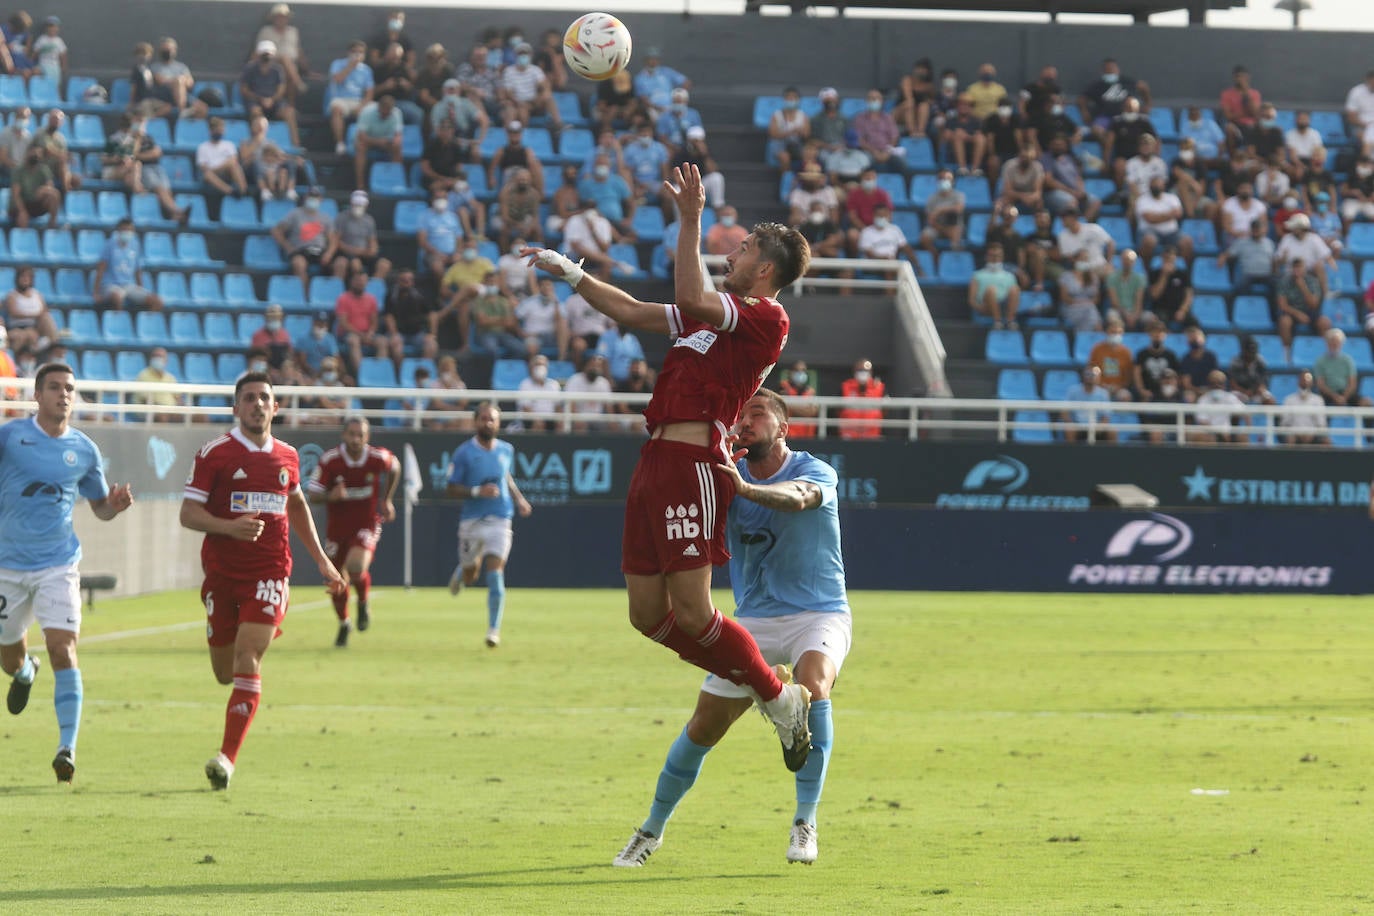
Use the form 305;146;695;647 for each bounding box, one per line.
682;544;700;558
228;702;252;717
233;468;248;480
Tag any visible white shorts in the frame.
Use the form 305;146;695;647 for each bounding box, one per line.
458;517;513;569
0;563;83;646
702;611;852;700
330;97;365;118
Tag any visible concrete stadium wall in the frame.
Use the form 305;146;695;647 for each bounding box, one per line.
51;2;1368;105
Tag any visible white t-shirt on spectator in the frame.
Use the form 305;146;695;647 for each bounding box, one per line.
1346;82;1374;127
1221;197;1266;236
1194;389;1244;427
501;65;546;103
517;376;562;416
562;211;613;258
788;185;839;215
1135;191;1182;235
562;293;615;337
1057;222;1113;268
1255;169;1290;202
563;372;612;414
1281;388;1327;431
515;293;561;336
857;223;908;259
1275;232;1331;269
497;252;534;296
1124;155;1168;197
196;138;239;172
1285;127;1323;161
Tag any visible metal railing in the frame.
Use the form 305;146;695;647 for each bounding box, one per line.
15;378;1369;447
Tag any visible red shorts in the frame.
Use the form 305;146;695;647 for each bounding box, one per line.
201;573;291;647
325;523;382;566
622;438;732;576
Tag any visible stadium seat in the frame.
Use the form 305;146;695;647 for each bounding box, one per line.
170;312;205;347
100;311;136;347
1149;107;1177;140
1328;414;1365;449
177;234;221;267
1098;216;1133;251
265;120;297;152
28;267;54;299
1072;331;1105;363
1029;330;1073;366
1311;110;1347;148
1208;333;1240;366
261;198;298;227
66;309;100;346
52;268;90;306
965;213;989;249
1011;409;1054;443
1255;334;1288;369
115;350;147;381
1190;295;1230;329
608;244;647;280
221;197;261;229
1180;219;1219;256
876;173;910;208
203;313;239;348
284;314;312;342
216;353;247;383
1322;297;1362;333
64;191;97;227
8;228;42;263
96;191;129;226
243;236;286;270
557;128;594;164
237;312;265;344
631;207;665;243
1328;260;1358;295
267;275;306;308
71;114;106;151
1270;373;1299;402
0;75;27;105
752;96;784;130
76;229;106;264
358;357;398;388
399;357;437;387
935;250;974;286
996;368;1039;400
309;276;344;307
491;358;529;390
547;359;575;382
173;118;209;153
1346;224;1374;259
155;272;191;307
891;211;921;244
1191;259;1233;294
143;118;173;150
1041;369;1079;401
1231;295;1274;331
81;350;115;380
163;155;198;192
65;75;105;109
649;244;671;281
954;176;991;210
135;311;171;347
183;351;217;385
126;193;171;230
174;193;212;228
393;200;426;234
370;162;409;197
1348;336;1374;371
221;273;257;306
899;136;936;171
142;231;177;267
984;329;1028;364
42;229;76;263
551;91;586;128
189;272;225;309
1291;336;1327;368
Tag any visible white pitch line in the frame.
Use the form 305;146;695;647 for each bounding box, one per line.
80;597;335;644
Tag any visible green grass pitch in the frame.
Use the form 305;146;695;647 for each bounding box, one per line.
4;588;1374;913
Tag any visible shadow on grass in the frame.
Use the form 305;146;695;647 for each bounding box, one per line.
0;786;207;797
7;866;781;900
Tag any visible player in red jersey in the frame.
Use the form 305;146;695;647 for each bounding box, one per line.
180;373;346;790
527;163;816;770
307;417;400;647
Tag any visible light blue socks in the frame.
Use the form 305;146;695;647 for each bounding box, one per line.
794;699;832;826
486;569;505;630
54;667;83;751
643;728;711;837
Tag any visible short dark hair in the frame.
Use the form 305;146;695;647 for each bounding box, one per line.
234;371;273;399
473;400;498;419
35;362;74;391
751;222;811;291
753;387;790;424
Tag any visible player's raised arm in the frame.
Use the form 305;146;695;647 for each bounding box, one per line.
662;163;726;329
523;247;669;334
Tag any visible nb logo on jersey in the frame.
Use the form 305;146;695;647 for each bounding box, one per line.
664;503;700;541
255;578;286;608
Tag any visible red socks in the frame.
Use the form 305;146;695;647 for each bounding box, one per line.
220;672;261;764
645;609;784;700
331;588;348;622
355;571;371;603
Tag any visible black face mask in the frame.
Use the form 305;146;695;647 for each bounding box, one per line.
160;50;174;61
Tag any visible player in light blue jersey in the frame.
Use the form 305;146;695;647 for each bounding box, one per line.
0;363;134;783
444;402;532;647
614;389;851;867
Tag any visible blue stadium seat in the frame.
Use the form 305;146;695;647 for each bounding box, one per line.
552;91;586;127
141;231;177;267
52;268;89;305
1348;336;1374;371
1097;216;1133;251
1328;259;1358;295
76;229;106;264
557;128;594;164
984;329;1028;364
899;135;936;171
221;273;257;306
1041;369;1079;401
402;125;423;158
174;193;212;227
1011;409;1054;443
155;272;191;307
71;114;106;151
173;118;209;153
64;191;97;227
186;272;222;309
163;155;198;192
1328;415;1365;449
131;195;173;230
82;350;115;380
1311;110;1347;148
370;162;409;196
1291;336;1327;368
115;350;147;381
29;267;54;299
1270;373;1300;402
547;359;576;382
95;191;128;226
522;127;555;161
608;244;647;280
752;96;784;130
1231;295;1274;331
1148;107;1177;141
309;276;344;307
631;207;665;243
1072;331;1105;363
891;211;921;245
9;228;42;263
42;229;76;263
935;250;974;285
1323;297;1363;333
101;311;137;346
221;197;261;229
267;275;306;308
285;314;312;342
1029;330;1073;366
393;200;426;233
649;244;671;281
399;357;437;387
491;359;529;390
176;233;221;267
66;309;100;346
183;351;217;384
135;311;171;347
909;174;939;209
1180;219;1219;256
65;75;105;109
1256;334;1288;369
996;368;1039;400
876;173;910;208
358;357;398;388
954;176;991;210
243;236;286;270
1191;259;1234;294
203;313;239;348
1190;294;1230;329
1348;227;1374;261
1208;333;1240;366
237;312;265;344
216;353;247;383
170;312;205;347
143;118;173;150
0;75;27;105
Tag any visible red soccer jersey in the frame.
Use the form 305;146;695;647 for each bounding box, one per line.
306;444;395;540
647;290;789;454
184;427;301;583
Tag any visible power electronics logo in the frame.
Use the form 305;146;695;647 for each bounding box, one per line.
1068;512;1331;589
936;455;1088;511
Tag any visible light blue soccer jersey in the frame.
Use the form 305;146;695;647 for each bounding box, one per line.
0;417;108;570
447;438;515;521
728;450;849;619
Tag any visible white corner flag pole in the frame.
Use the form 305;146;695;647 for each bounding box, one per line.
402;443;423;590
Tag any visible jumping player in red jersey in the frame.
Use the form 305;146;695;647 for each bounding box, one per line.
306;416;400;648
526;163;816;770
180;373;346;790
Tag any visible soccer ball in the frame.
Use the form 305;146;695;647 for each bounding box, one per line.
563;12;632;81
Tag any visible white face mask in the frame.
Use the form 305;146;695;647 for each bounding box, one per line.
997;105;1013;118
594;164;610;179
1107;333;1123;345
530;366;547;382
322;370;338;382
860;179;876;191
149;357;166;371
807;211;826;225
250;361;269;374
266;319;282;331
938;179;953;191
1180;150;1195;162
1122;112;1139;122
1161;383;1178;397
1051;104;1064;116
854;370;871;384
873;216;889;229
351;204;366;217
432;198;449;211
304;197;321;211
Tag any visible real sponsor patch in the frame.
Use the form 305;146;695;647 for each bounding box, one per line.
672;329;718;356
230;491;289;514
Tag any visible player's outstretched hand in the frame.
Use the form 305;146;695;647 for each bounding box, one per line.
320;558;348;596
228;511;265;541
380;499;396;523
663;163;705;219
712;459;747;494
108;483;134;514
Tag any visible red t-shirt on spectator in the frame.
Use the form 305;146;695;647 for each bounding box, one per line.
845;187;892;229
335;290;379;335
1218;87;1261;127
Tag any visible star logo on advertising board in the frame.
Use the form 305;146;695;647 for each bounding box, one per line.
1181;466;1216;501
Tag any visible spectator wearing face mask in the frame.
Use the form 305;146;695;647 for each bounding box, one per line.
983;98;1028;184
594;323;646;385
517;354;562;432
1275;257;1329;356
1170;138;1214;221
308;356;352;416
494;167;545;250
1079;58;1151;140
999;144;1045;213
844;167;892;255
1308;192;1344;257
273;185;338;288
1219;181;1266;244
622;121;670;203
706;206;748;256
1104;249;1147;329
515;276;567;359
1059;253;1104;333
578;152;635;236
788;163;839;227
296;311;341;378
1217;218;1276;298
1060;365;1116;443
500;41;560;130
0;104;31;177
839;360;886;439
441;236;496;309
967;243;1020;329
857;204;922;277
1088;316;1135;401
1179;106;1225;168
633;46;690;116
563;354;613;433
1135;176;1190;266
1176;327;1219;401
466;270;526;359
1020;66;1062;124
1251;103;1286;163
1147;248;1195;328
849;88;902;172
894;59;935;137
1227;334;1275;406
941;94;985;177
1189;369;1247;444
241;40;301;149
655;88;703;152
95;219;164;311
332;190;391;282
133;347;184;420
964;64;1007;121
918;169;964;252
334;271;382;373
197;117;250;218
1339;156;1374;226
777;360;819;439
252;304;295;372
1143;367;1186;444
416;188;464;276
1279;370;1327;445
927;69;962;139
767;86;810;172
